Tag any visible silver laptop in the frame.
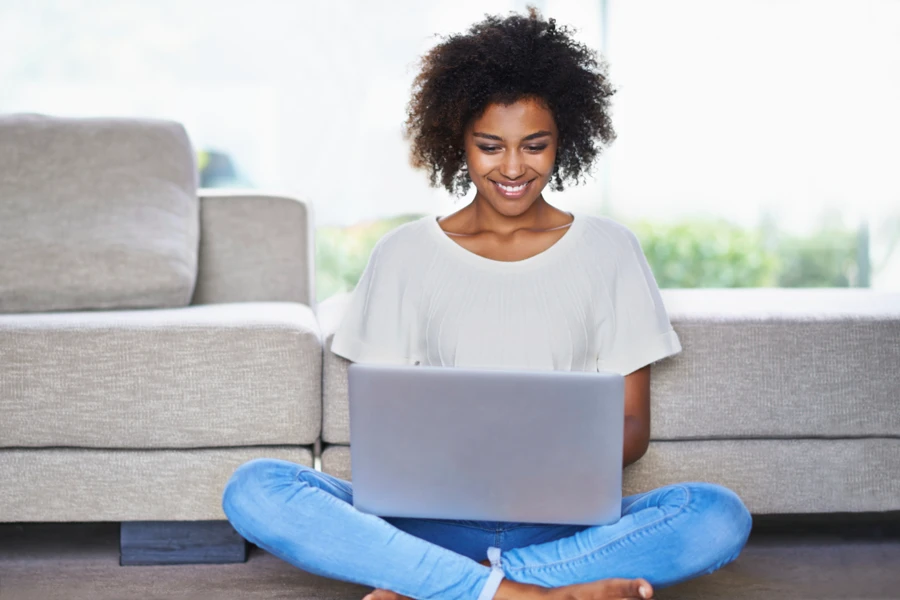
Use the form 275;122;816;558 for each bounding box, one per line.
348;363;625;526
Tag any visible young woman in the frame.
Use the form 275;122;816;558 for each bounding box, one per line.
222;9;751;600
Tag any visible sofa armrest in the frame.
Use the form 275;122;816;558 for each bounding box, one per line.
192;190;316;308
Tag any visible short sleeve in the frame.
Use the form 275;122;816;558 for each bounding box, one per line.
330;239;416;365
596;227;682;375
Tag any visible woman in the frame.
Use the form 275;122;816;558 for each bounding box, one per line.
222;8;751;600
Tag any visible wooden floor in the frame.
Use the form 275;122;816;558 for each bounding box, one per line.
1;518;899;600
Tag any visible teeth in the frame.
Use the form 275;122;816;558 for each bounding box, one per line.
497;182;528;192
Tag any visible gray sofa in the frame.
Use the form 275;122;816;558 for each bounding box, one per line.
2;115;899;567
0;116;321;525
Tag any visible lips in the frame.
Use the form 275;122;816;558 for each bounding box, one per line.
491;179;534;199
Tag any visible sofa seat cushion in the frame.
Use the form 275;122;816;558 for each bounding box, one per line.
0;446;312;521
320;289;900;443
0;114;199;314
0;302;321;448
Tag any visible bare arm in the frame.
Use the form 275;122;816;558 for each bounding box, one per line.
623;365;651;468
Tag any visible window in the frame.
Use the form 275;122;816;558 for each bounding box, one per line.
3;0;897;300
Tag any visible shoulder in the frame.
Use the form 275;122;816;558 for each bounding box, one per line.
363;216;434;276
374;215;431;250
577;213;643;255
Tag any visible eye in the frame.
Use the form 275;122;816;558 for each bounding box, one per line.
476;145;501;153
526;145;548;152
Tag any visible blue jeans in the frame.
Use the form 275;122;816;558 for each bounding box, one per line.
222;458;752;600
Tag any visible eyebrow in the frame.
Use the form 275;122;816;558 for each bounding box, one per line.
473;130;553;142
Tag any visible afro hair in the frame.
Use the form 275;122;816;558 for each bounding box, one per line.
404;6;616;195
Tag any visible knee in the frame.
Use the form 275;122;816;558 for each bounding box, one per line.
222;458;313;522
686;483;752;563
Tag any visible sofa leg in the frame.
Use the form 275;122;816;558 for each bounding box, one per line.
120;520;247;565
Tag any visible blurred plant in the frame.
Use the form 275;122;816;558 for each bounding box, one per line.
627;219;779;288
774;227;861;287
197;149;252;188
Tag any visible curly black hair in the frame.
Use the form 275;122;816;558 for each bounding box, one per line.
404;6;616;196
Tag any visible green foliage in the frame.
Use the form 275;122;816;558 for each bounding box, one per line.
774;227;861;287
314;213;865;301
626;219;779;288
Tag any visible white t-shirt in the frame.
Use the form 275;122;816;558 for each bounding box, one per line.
330;213;681;375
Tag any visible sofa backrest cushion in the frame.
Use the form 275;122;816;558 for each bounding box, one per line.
0;114;199;313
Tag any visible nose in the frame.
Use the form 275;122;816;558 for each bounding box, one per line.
500;149;526;180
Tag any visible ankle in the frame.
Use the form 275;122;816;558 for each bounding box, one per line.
493;580;552;600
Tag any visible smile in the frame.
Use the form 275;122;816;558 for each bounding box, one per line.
491;179;535;198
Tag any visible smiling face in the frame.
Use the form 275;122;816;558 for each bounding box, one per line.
463;97;559;217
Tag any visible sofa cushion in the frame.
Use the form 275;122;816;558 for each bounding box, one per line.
0;114;199;313
0;302;321;448
320;438;900;514
0;446;312;521
319;289;900;443
653;289;900;440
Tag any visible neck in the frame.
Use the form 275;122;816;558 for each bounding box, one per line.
466;194;553;235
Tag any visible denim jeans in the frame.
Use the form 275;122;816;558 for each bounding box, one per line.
222;458;752;600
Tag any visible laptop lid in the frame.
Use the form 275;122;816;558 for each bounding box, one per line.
348;363;624;526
